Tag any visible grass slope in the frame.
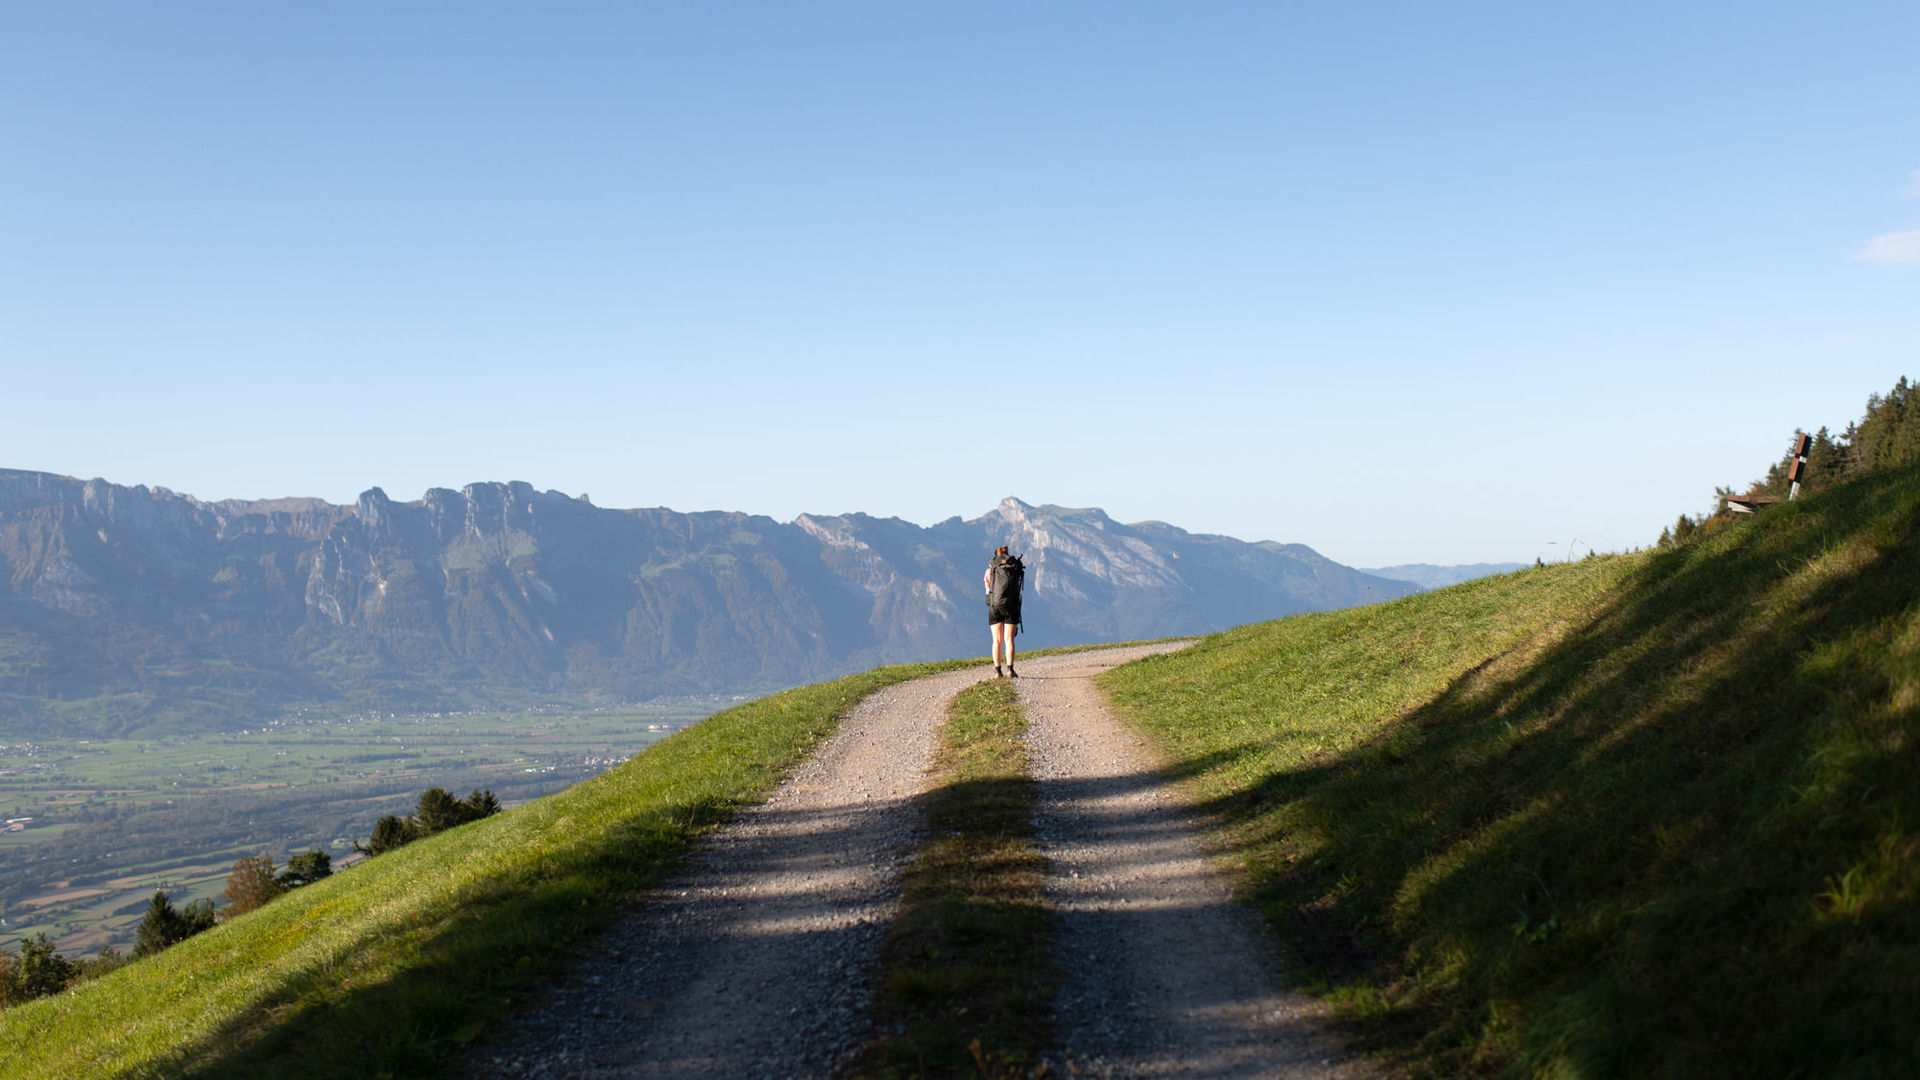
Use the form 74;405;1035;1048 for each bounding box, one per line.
1103;463;1920;1078
0;659;970;1080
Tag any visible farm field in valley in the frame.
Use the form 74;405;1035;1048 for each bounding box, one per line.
0;701;716;957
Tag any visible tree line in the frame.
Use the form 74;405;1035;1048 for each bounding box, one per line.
356;786;501;856
1659;375;1920;547
0;785;497;1010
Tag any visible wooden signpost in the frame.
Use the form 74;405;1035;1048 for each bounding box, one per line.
1786;431;1811;500
1725;432;1811;514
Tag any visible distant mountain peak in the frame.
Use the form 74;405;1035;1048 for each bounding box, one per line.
978;495;1033;525
973;497;1129;541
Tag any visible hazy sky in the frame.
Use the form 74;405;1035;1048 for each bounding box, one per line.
5;3;1917;567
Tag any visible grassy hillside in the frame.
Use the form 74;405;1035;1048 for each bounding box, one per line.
1103;462;1920;1078
10;461;1917;1079
0;658;970;1080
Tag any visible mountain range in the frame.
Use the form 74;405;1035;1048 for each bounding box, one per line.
0;469;1419;734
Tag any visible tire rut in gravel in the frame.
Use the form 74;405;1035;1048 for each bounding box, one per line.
1019;644;1376;1079
463;666;995;1080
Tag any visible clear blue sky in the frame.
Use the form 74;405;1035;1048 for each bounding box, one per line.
4;3;1916;567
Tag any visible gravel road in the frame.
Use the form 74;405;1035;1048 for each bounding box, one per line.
1021;646;1374;1079
465;645;1370;1079
464;665;994;1079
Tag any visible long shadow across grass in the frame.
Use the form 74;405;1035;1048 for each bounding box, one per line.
857;691;1343;1079
1109;464;1920;1079
851;677;1057;1080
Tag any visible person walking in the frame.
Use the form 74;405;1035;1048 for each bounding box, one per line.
985;545;1024;677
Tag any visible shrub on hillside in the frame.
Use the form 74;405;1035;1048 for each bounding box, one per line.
219;848;334;920
0;936;128;1011
0;934;76;1006
221;855;287;918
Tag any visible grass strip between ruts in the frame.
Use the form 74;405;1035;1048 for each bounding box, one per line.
851;676;1058;1079
0;658;974;1080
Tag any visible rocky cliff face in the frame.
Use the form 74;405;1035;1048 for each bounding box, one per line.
0;471;1415;733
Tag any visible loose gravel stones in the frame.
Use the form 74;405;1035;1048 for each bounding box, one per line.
466;646;1372;1079
1020;645;1375;1079
463;666;994;1080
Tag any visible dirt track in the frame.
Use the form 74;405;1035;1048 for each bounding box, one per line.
466;646;1369;1078
1021;647;1372;1078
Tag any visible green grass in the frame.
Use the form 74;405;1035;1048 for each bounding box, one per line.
1102;463;1920;1078
16;458;1918;1079
0;658;972;1080
853;677;1057;1079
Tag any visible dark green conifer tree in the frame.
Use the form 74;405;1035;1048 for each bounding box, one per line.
1802;426;1848;495
464;788;502;818
356;814;418;856
413;787;467;834
132;890;216;958
355;787;501;857
1856;377;1920;471
279;848;333;888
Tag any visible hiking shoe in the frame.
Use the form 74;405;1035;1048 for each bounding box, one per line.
1007;666;1018;678
994;665;1003;677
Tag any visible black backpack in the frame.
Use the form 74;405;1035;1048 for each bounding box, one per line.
988;554;1024;610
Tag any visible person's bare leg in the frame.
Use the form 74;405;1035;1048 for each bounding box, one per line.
990;624;1004;670
1000;624;1017;675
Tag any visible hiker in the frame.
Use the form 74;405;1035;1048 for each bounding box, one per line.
985;545;1024;677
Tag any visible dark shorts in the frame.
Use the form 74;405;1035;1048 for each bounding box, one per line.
988;603;1020;627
